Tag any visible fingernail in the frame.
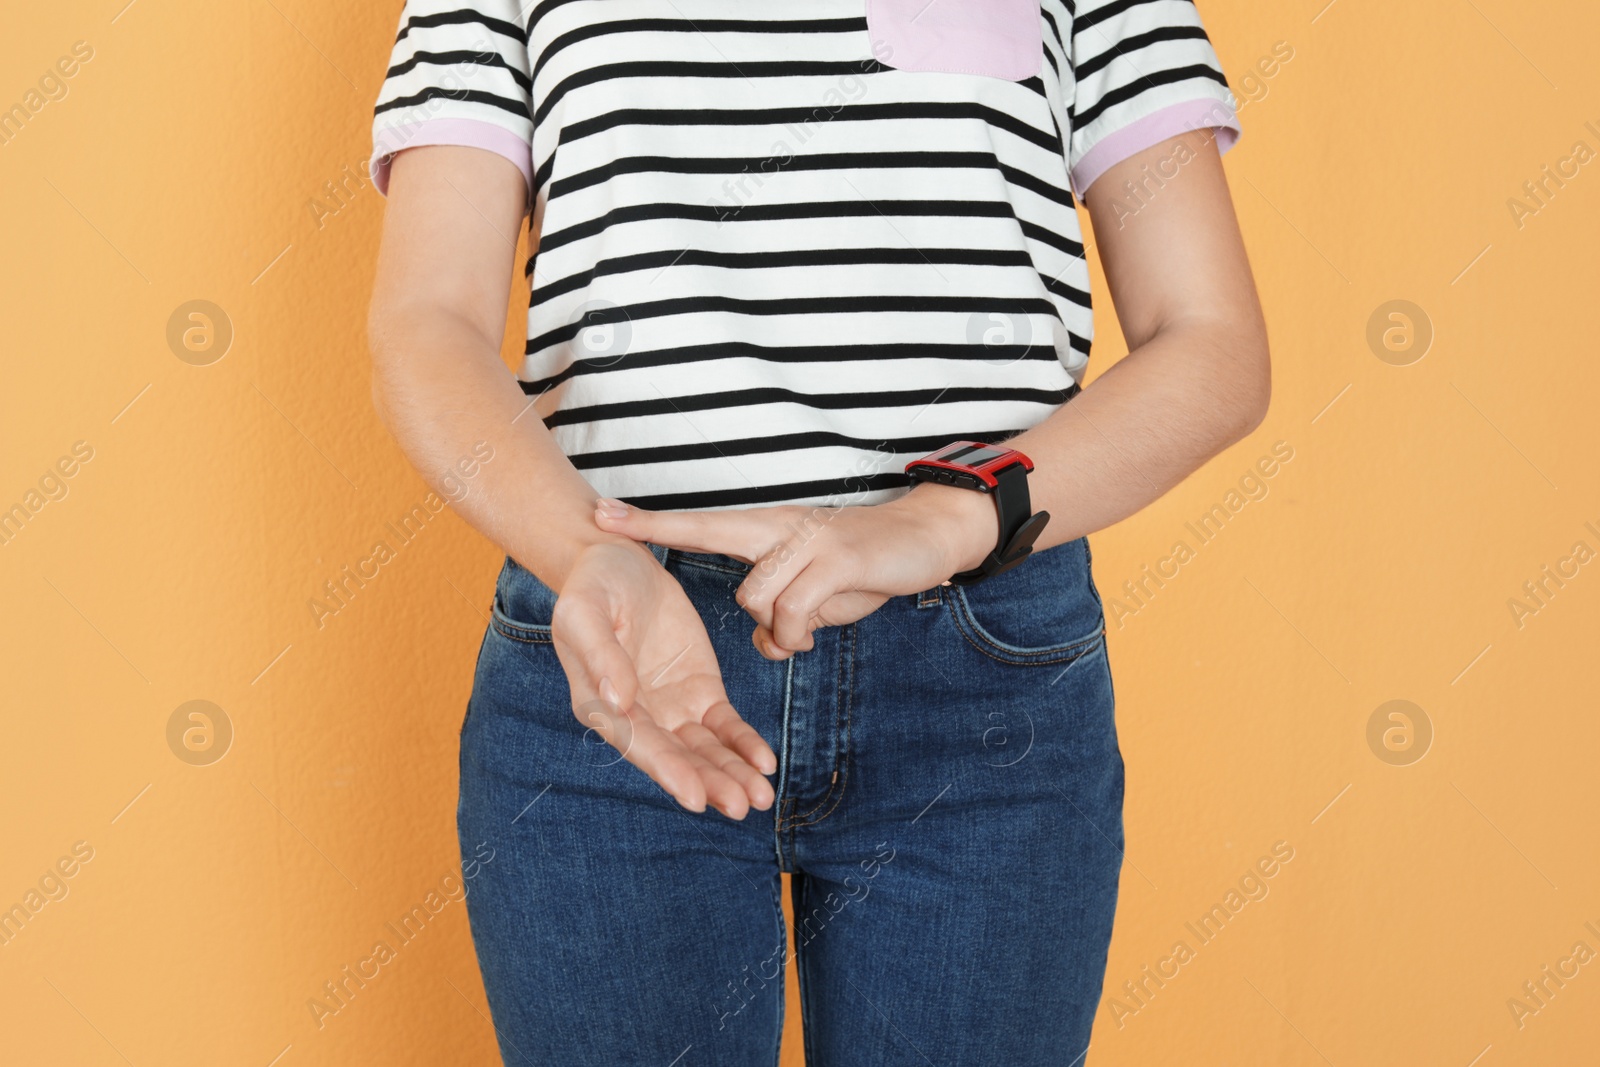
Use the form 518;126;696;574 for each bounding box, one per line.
595;497;628;510
595;507;629;521
599;676;621;706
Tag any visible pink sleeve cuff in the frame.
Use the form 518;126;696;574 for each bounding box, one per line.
370;118;534;200
1070;98;1241;198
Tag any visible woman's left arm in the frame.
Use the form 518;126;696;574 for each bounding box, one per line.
597;130;1270;657
964;127;1271;549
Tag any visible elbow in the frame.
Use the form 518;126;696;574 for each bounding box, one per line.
1237;352;1272;438
1218;326;1272;446
369;354;392;427
366;312;398;434
370;372;393;433
1167;312;1272;450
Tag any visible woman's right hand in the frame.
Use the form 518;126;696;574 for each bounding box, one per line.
368;144;773;817
548;540;778;819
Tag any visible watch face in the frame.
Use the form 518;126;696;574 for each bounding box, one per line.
906;441;1030;489
940;443;1008;467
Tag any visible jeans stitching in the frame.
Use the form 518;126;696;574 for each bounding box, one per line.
782;624;854;830
781;776;840;830
490;615;553;644
671;554;751;578
947;591;1105;665
773;657;796;864
767;872;787;1067
792;874;818;1067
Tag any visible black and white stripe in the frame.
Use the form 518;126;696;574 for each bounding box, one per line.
373;0;1236;510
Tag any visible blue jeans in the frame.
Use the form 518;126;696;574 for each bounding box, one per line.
458;537;1123;1066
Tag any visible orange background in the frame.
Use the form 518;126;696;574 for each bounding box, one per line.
3;1;1598;1064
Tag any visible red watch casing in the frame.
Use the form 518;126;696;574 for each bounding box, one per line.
904;441;1050;585
902;440;1034;492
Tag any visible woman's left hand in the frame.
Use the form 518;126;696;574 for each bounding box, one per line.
593;485;998;660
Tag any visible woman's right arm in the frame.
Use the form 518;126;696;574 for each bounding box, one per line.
368;146;776;817
368;144;620;590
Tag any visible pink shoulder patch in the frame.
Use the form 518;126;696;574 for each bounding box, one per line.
867;0;1042;81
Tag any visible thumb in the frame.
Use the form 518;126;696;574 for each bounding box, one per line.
551;594;643;763
550;591;641;715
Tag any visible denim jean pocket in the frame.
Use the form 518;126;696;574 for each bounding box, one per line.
490;556;556;645
866;0;1042;81
945;537;1105;666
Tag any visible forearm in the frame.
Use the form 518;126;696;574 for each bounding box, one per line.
369;309;632;592
908;131;1270;574
900;318;1269;576
1007;319;1270;548
594;316;1266;654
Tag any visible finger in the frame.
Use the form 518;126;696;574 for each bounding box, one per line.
684;703;777;796
752;626;794;663
702;701;779;778
625;712;751;818
677;745;756;820
651;673;777;781
550;594;640;712
613;708;712;813
571;694;638;766
814;588;892;629
736;538;815;630
593;499;767;563
676;721;775;817
767;559;843;653
616;700;766;817
671;728;755;820
754;586;891;662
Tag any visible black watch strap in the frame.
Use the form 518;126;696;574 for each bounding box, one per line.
947;463;1051;586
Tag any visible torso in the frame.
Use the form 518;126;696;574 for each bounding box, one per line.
518;0;1088;510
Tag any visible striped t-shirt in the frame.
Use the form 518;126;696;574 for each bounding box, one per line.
370;0;1241;511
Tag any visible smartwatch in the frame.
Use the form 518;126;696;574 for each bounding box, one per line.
904;441;1050;586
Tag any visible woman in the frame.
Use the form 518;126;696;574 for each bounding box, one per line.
367;0;1266;1062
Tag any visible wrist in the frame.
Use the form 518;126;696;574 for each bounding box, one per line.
518;524;645;596
893;481;999;580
